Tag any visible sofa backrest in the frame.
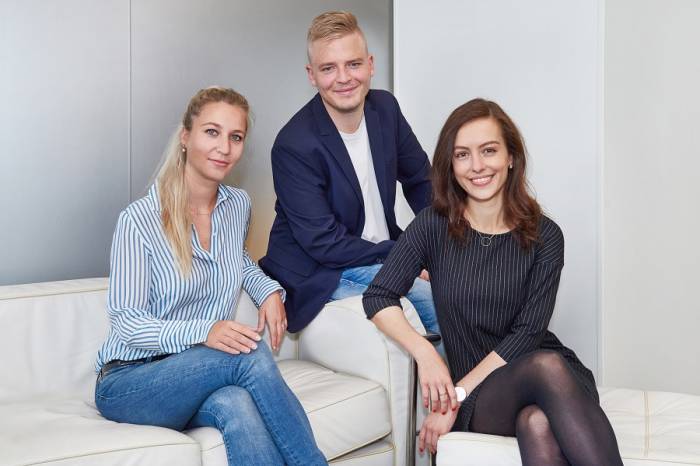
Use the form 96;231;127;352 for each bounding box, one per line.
0;278;297;404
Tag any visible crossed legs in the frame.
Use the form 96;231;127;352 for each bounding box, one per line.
95;344;326;466
468;350;623;466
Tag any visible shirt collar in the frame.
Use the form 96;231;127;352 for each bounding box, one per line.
147;182;230;213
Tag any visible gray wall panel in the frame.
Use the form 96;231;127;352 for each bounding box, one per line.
0;1;130;285
1;1;391;285
130;0;392;259
603;0;700;394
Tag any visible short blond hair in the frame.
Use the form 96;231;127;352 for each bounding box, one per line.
307;11;367;60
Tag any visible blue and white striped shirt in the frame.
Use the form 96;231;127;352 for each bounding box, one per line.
95;184;284;371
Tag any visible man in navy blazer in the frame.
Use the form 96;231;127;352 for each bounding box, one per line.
260;11;439;336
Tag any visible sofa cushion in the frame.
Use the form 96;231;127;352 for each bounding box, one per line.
329;440;394;465
0;278;300;404
0;397;201;466
0;279;110;402
436;387;700;466
185;359;391;464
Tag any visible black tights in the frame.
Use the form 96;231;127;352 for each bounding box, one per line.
469;350;623;466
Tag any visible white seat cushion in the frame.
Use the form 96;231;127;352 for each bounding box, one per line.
0;398;201;466
605;388;700;464
185;359;391;464
330;440;394;465
437;388;700;466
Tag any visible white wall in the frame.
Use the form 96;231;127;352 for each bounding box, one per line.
394;0;603;373
603;0;700;394
0;0;392;285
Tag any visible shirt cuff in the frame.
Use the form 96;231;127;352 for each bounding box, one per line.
251;281;286;307
362;296;402;320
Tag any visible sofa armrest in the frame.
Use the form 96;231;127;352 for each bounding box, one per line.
298;295;426;466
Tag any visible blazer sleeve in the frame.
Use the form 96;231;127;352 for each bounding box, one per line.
393;98;432;214
494;220;565;362
271;141;394;269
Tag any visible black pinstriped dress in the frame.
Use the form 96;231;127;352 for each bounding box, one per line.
363;207;597;431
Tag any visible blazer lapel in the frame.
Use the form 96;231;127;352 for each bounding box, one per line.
311;94;363;205
364;98;390;214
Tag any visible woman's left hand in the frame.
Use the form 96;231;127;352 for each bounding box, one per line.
418;408;458;455
258;291;287;351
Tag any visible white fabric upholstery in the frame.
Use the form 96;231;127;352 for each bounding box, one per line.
330;440;394;465
0;278;110;402
300;295;426;466
0;279;403;466
436;387;700;466
280;360;391;459
0;397;200;466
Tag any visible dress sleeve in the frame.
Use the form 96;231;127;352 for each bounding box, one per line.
363;211;430;319
107;211;216;353
239;197;286;306
494;220;565;362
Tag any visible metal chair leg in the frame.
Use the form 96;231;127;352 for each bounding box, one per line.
407;333;442;466
406;356;418;466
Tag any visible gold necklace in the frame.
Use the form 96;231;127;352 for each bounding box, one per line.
189;208;212;216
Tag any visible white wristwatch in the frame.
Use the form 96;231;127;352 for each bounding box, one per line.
455;386;467;402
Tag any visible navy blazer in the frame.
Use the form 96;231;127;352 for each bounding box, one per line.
259;90;431;332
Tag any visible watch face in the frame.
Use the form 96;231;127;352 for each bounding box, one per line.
455;386;467;402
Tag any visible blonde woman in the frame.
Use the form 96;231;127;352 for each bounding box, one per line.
95;87;326;466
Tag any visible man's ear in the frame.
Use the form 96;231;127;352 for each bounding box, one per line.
368;54;375;77
306;64;317;87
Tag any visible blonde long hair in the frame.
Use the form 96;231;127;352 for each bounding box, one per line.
156;86;249;275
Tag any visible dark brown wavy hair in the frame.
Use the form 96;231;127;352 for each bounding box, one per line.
432;98;542;249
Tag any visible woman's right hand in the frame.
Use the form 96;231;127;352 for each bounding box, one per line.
415;343;458;413
205;320;261;355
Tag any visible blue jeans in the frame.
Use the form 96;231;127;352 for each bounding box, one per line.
331;264;444;355
95;344;326;466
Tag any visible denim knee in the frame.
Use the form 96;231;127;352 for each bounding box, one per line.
243;343;278;377
203;386;258;426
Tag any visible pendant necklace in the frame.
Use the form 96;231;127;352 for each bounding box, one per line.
475;230;496;247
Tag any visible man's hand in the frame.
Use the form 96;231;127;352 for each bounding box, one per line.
419;408;458;455
419;269;430;281
258;291;287;351
205;321;261;355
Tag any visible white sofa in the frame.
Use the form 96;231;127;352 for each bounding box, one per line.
0;278;429;466
4;278;700;466
436;387;700;465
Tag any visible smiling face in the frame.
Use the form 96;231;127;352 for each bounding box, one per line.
180;101;247;187
306;31;374;119
452;117;513;206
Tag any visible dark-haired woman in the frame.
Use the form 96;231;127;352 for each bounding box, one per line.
363;99;622;465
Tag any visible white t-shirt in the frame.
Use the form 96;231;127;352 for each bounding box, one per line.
338;117;390;243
